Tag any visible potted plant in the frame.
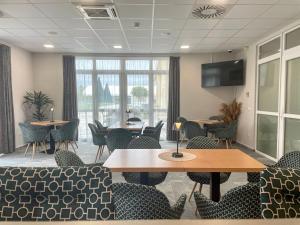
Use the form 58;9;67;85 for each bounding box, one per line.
220;99;242;124
23;91;54;121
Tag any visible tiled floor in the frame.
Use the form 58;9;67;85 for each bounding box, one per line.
0;141;273;219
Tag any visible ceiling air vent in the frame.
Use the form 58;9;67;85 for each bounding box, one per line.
77;5;117;20
192;5;225;19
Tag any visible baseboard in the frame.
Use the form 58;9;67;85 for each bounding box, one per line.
235;142;255;151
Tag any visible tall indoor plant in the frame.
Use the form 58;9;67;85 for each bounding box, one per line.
220;99;242;124
23;91;54;121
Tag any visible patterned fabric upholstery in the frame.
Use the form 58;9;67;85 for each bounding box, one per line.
247;151;300;183
183;121;206;139
260;167;300;219
88;123;106;146
54;151;85;167
0;165;114;221
19;122;50;143
214;120;237;139
105;128;132;153
194;183;261;219
142;122;164;141
186;136;230;185
112;183;186;220
122;136;167;186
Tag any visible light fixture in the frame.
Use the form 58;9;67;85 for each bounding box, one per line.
172;122;183;158
180;45;190;49
43;44;54;48
113;45;122;49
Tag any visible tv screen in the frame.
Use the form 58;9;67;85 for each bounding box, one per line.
202;60;244;87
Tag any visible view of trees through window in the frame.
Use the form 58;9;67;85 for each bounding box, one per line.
75;57;169;141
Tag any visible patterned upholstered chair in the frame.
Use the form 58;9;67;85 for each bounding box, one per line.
205;115;225;135
112;183;187;220
19;122;50;159
122;136;167;186
183;121;207;139
94;120;108;132
260;167;300;219
88;123;107;162
55;150;85;167
247;151;300;183
0;165;114;221
142;121;164;141
127;117;142;122
214;120;238;149
186;136;230;202
50;119;79;152
106;128;132;153
194;183;261;219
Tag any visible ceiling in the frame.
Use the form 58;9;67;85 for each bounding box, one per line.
0;0;300;54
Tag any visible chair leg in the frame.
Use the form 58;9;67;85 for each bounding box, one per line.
24;143;30;156
229;139;232;148
74;141;78;149
188;182;198;202
32;142;36;160
225;140;229;149
95;146;101;163
70;142;77;153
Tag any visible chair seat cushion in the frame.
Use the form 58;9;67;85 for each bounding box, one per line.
187;172;230;184
122;172;167;186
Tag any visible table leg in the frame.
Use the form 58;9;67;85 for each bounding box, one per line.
140;172;149;185
210;172;220;202
49;125;55;153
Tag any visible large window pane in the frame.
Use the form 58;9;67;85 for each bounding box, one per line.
126;60;150;70
258;59;280;112
256;114;278;158
97;74;121;126
96;59;120;70
285;27;300;50
77;73;93;141
76;59;93;70
153;59;169;71
259;37;280;59
286;57;300;114
284;118;300;153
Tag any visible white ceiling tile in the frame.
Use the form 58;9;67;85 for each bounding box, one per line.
152;37;176;45
125;29;150;37
87;20;120;29
196;0;238;4
127;37;150;44
114;0;153;4
0;29;14;37
236;0;277;4
66;29;95;37
276;0;300;4
180;29;210;37
0;18;27;28
116;5;152;18
96;29;124;37
35;3;82;18
234;29;270;38
184;19;219;29
20;18;58;28
261;5;300;18
52;18;89;29
224;5;271;18
158;0;195;4
214;19;250;29
153;29;180;38
121;19;152;29
245;19;287;29
0;4;45;17
154;19;185;29
155;5;193;19
30;0;70;2
201;37;228;44
37;28;69;36
175;37;202;45
5;28;41;36
207;29;238;37
227;37;252;44
0;0;29;2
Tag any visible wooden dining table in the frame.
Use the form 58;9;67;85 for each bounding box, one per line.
103;148;265;202
31;120;69;154
108;121;145;132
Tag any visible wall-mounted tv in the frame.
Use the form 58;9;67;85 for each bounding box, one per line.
201;60;244;88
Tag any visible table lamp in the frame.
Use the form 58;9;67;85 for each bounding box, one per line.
50;107;54;122
172;122;183;158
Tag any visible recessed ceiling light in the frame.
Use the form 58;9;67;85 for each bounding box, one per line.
181;45;190;49
43;44;54;48
113;45;122;49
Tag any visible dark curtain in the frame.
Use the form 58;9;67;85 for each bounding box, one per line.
62;55;78;121
167;56;180;141
0;44;15;153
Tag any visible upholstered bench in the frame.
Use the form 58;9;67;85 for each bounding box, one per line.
0;165;115;221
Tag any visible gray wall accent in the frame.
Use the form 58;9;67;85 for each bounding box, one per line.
0;44;15;153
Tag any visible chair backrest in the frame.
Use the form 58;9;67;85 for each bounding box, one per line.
176;116;188;123
19;122;50;143
112;183;180;219
209;115;224;121
88;123;106;146
275;151;300;168
128;136;161;149
195;183;261;219
186;136;217;149
184;121;206;139
127;117;142;122
106;128;132;153
55;150;85;167
95;120;107;131
58;119;79;140
155;120;163;129
0;165;114;221
260;168;300;219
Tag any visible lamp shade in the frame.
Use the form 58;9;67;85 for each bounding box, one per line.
173;122;182;131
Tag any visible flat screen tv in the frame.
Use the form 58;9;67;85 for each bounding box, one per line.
201;60;244;87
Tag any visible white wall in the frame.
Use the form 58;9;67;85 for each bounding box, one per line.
180;51;243;120
32;53;63;120
9;45;34;147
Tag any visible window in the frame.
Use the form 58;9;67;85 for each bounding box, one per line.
76;57;169;141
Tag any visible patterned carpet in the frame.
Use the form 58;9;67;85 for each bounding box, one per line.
0;141;273;219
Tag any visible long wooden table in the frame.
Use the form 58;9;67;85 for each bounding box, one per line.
108;121;144;131
1;220;299;225
31;120;69;153
103;149;265;202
